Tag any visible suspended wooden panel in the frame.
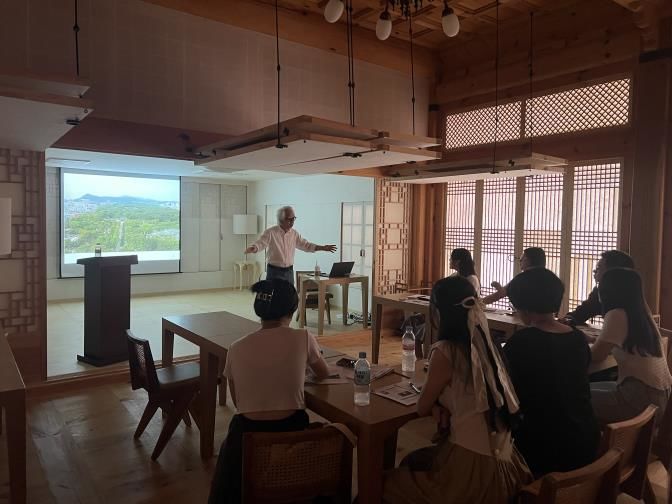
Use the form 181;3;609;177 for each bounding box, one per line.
388;152;567;182
0;69;90;98
197;131;440;175
0;70;92;151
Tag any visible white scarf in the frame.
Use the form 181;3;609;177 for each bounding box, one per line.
458;296;520;415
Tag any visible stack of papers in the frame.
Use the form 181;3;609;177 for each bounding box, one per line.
338;365;394;382
374;381;421;406
402;294;430;306
305;364;394;385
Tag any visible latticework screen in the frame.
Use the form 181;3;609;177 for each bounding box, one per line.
568;162;622;317
445;101;521;150
525;79;630;138
445;180;476;275
375;181;411;295
444;78;631;150
523;174;564;277
480;179;517;309
443;163;622;316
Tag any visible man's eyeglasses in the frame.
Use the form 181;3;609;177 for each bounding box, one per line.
285;216;297;222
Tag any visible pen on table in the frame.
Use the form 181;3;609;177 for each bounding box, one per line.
409;383;421;394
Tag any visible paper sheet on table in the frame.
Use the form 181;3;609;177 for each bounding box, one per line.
374;381;420;406
337;365;394;382
305;376;351;385
305;365;351;385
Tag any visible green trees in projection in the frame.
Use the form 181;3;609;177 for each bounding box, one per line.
64;203;179;253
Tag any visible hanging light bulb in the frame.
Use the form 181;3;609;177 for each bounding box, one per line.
441;2;460;37
324;0;344;23
376;10;392;41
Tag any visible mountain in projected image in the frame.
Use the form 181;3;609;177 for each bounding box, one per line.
63;192;180;256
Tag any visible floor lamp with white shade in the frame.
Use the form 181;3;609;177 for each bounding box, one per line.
233;214;259;286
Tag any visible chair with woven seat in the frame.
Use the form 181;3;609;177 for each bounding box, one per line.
644;327;672;503
519;448;622;504
127;330;201;460
601;404;657;503
295;271;333;325
241;423;355;504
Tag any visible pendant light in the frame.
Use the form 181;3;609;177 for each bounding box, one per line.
441;1;460;37
324;0;345;23
376;10;393;40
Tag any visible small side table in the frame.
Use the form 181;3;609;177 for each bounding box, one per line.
233;261;260;290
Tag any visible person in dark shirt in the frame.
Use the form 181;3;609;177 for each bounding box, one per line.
561;250;634;325
504;268;599;477
482;247;546;305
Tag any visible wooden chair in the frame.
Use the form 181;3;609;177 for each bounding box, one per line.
519;449;622;504
295;270;333;325
601;405;657;502
127;330;201;460
647;327;672;503
241;424;355;504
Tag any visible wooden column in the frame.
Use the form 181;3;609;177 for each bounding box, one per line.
629;50;672;314
409;183;447;288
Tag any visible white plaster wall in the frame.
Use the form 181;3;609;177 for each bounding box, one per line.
248;174;375;314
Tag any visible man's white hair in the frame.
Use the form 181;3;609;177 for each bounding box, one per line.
277;206;294;224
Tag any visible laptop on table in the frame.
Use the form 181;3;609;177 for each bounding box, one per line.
320;261;355;278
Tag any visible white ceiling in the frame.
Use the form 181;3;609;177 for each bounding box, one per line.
45;148;296;182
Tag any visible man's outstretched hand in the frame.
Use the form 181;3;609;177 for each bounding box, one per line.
244;246;257;254
319;245;337;253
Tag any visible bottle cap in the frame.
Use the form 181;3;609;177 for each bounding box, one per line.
358;351;366;358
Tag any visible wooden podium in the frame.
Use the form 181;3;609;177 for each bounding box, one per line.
76;255;138;366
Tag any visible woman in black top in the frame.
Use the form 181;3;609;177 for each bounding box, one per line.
503;268;599;477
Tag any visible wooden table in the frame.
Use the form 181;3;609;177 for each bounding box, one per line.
371;294;614;372
162;311;261;458
0;334;26;504
162;312;349;459
298;273;369;336
371;293;433;363
305;357;418;504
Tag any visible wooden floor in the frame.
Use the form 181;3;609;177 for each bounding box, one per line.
2;328;668;503
47;288;366;377
1;329;431;504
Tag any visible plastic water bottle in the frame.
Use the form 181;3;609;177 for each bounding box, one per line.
354;352;371;406
314;261;321;278
402;327;416;373
94;243;102;257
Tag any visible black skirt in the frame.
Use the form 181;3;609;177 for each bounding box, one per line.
208;410;309;504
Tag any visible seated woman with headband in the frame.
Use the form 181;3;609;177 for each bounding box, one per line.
208;279;329;504
383;276;531;503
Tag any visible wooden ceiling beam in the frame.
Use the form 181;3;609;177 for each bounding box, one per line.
141;0;438;77
435;28;640;102
610;0;672;50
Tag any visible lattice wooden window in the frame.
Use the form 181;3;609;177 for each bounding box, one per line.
480;179;517;309
523;174;564;277
445;101;521;150
444;165;622;316
444;180;476;274
375;180;411;295
568;162;622;318
444;78;631;150
525;80;630;138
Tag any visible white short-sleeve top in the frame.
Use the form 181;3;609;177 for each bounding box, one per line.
223;327;322;414
600;308;672;391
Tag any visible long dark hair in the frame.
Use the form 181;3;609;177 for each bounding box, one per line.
450;248;476;277
431;276;515;432
599;268;661;357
